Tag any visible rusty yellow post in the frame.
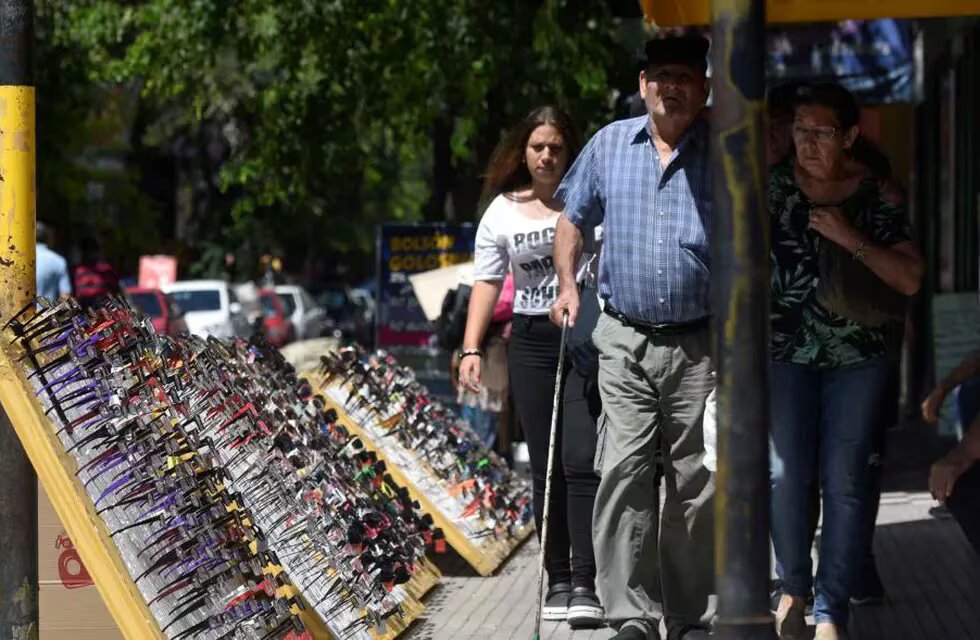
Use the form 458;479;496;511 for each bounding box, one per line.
710;0;776;639
0;1;38;638
0;5;35;316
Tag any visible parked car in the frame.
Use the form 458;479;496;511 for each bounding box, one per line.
258;288;296;347
124;287;188;336
274;284;335;340
161;280;250;339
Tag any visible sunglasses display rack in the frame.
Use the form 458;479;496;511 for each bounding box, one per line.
0;298;439;640
308;347;534;576
205;335;440;640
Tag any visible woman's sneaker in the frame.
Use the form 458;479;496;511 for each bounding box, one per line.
567;586;604;628
542;582;572;621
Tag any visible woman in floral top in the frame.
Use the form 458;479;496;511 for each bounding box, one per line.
769;84;924;640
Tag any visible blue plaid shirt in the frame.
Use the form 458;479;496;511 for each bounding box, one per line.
556;115;712;324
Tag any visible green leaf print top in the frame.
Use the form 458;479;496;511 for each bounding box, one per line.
769;162;912;369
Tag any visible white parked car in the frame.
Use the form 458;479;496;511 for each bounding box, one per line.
162;280;250;340
274;285;332;340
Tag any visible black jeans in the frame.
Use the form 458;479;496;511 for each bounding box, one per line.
509;314;601;590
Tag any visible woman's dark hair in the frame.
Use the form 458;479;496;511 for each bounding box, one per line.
480;105;581;209
793;82;860;130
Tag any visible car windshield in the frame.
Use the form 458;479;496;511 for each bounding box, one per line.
260;295;279;318
128;292;163;317
277;293;297;316
168;289;221;312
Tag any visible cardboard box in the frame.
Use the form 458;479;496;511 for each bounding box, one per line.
38;482;123;640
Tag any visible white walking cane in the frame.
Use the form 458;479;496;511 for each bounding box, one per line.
532;310;570;640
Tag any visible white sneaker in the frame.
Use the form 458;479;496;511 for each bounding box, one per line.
567;586;604;628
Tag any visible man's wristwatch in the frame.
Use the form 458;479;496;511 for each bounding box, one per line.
457;349;484;361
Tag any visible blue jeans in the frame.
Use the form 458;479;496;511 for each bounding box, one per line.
770;357;888;625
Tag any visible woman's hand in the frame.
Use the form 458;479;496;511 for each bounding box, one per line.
810;205;923;295
458;354;483;393
809;206;862;250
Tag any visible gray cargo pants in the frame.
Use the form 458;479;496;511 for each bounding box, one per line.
591;312;716;638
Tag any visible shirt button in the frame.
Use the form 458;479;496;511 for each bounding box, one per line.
658;240;664;245
659;298;666;304
659;211;665;217
657;269;663;275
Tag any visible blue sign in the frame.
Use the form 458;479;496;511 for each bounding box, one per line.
375;223;476;347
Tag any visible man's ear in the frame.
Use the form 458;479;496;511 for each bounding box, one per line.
639;69;648;99
843;126;860;150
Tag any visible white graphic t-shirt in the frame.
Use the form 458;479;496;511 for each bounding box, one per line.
474;194;588;315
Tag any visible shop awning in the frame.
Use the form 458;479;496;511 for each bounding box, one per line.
640;0;980;26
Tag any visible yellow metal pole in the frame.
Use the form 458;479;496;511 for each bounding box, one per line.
0;87;35;310
710;0;776;639
0;6;35;315
0;1;38;639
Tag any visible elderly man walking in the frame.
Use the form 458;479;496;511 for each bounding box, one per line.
551;36;715;640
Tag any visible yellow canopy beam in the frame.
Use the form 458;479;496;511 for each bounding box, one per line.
640;0;980;26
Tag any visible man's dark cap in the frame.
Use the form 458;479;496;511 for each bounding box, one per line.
644;35;710;72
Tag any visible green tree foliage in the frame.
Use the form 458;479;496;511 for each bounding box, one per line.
38;0;643;278
36;1;160;269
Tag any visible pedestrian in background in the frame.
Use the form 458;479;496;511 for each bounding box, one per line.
767;82;801;167
459;105;604;628
923;349;980;555
552;35;716;640
73;236;121;309
766;83;908;613
35;221;71;303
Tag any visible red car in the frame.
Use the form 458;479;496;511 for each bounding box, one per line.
258;288;296;347
124;287;188;336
